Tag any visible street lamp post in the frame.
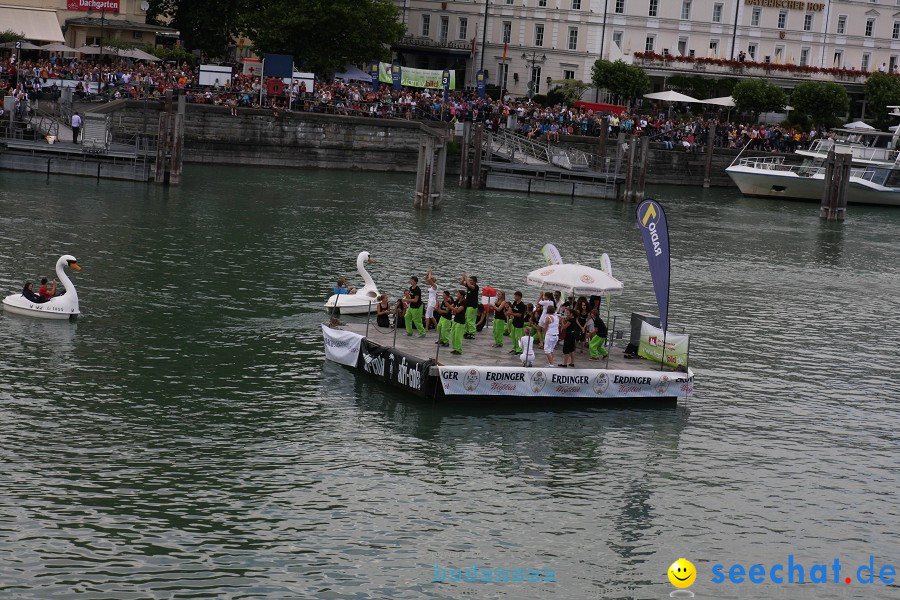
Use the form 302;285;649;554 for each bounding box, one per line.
522;51;546;99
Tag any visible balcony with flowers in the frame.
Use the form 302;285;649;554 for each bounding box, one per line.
633;51;869;84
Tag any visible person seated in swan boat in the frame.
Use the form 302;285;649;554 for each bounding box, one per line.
334;276;357;295
21;282;46;304
38;277;57;301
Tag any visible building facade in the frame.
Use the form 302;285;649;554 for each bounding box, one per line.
394;1;900;96
1;0;174;47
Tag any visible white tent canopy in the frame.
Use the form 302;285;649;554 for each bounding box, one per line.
844;120;875;130
526;264;624;297
702;95;735;107
643;90;700;103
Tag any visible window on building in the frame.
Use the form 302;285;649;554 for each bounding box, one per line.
572;0;581;9
837;15;847;35
506;0;514;4
709;39;719;57
531;66;542;94
615;0;625;14
440;16;449;43
748;43;757;60
649;0;658;17
563;69;576;79
804;13;813;31
421;14;430;37
681;0;692;20
833;50;843;68
777;10;787;29
678;37;688;56
535;24;545;47
613;31;623;50
538;0;547;6
568;27;578;50
645;34;655;52
751;8;761;27
891;55;898;71
498;62;509;89
866;18;875;37
800;47;810;66
862;52;871;71
895;21;900;39
458;17;467;40
712;3;723;23
502;21;511;44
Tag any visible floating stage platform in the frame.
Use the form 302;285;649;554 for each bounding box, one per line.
322;322;694;407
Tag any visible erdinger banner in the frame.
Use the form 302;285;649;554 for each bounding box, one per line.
637;322;689;368
378;62;456;90
357;339;431;397
438;366;694;398
322;325;363;367
635;199;670;332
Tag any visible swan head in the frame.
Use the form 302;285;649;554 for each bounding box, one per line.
59;255;81;271
359;251;375;264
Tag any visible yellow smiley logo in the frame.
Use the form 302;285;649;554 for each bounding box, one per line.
668;558;697;588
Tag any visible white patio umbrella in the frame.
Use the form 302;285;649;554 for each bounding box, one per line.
643;90;701;103
0;41;43;50
526;264;624;297
119;48;161;61
844;120;875;130
702;95;735;107
40;43;77;53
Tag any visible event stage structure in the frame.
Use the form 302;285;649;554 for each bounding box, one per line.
322;322;694;406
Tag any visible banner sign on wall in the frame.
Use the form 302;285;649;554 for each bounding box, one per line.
322;325;363;367
67;0;119;11
437;366;694;398
370;61;380;91
379;62;456;90
357;339;431;397
637;321;689;368
476;69;486;98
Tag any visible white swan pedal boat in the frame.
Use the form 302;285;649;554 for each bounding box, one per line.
323;251;379;315
2;255;81;320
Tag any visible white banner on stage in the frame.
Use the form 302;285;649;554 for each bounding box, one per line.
437;365;694;398
322;324;363;367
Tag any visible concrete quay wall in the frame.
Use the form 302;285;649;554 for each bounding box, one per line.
92;101;431;172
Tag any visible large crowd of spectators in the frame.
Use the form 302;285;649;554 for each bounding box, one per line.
0;54;829;152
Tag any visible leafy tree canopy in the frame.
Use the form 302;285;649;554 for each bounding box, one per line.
0;29;24;44
246;0;405;77
147;0;253;57
546;79;590;105
591;59;650;103
790;81;849;128
731;78;787;116
863;72;900;130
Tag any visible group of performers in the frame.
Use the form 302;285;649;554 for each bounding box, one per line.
374;269;609;368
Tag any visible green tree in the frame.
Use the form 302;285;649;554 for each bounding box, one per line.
731;79;787;117
147;0;252;56
546;79;590;105
591;59;650;104
863;72;900;130
246;0;405;77
790;81;849;128
0;29;24;44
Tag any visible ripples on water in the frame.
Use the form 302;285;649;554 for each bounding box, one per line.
0;169;898;599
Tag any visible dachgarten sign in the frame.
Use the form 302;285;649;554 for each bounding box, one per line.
744;0;825;10
67;0;120;11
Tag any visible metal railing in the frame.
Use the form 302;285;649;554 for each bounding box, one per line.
734;156;888;184
489;128;595;171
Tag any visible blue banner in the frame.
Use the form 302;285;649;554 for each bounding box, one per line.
370;61;380;92
391;61;402;91
442;69;450;102
263;53;293;78
635;199;670;332
476;69;486;99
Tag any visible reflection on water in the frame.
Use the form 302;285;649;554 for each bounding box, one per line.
0;168;898;599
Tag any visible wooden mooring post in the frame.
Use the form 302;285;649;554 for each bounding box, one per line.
597;117;609;167
471;124;483;189
414;126;449;209
820;148;851;221
154;90;185;185
635;135;650;203
459;121;472;188
703;121;716;189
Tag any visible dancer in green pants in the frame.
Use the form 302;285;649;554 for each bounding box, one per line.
436;290;452;346
588;310;609;359
492;291;509;348
508;291;526;354
460;272;479;338
450;290;467;354
404;275;426;336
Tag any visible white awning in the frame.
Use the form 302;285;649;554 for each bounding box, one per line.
0;5;65;43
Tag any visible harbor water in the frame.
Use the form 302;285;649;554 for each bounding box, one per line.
0;167;898;599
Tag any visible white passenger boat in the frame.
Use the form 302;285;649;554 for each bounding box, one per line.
725;130;900;207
